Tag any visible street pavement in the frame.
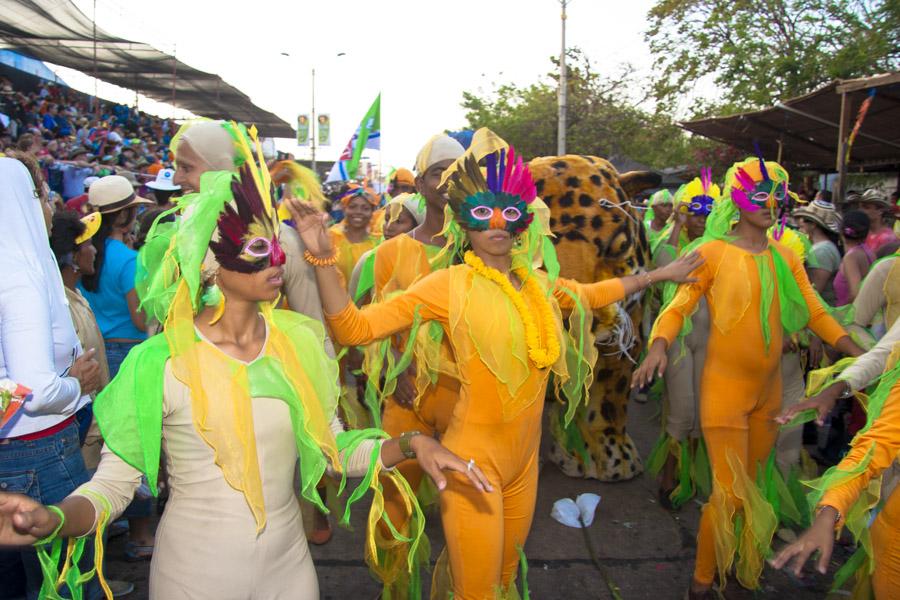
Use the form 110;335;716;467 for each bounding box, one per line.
105;394;846;599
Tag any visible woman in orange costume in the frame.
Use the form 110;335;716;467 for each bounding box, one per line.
290;134;701;599
634;156;863;598
330;183;379;286
773;363;900;597
327;183;380;429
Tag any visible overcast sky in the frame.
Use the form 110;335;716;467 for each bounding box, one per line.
59;0;664;169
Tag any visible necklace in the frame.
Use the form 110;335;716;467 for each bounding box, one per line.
463;251;560;369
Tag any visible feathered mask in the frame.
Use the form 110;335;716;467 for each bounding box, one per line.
209;163;285;273
725;153;791;239
444;146;536;235
677;168;720;217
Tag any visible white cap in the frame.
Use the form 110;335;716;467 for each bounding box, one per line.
146;168;181;192
82;176;100;190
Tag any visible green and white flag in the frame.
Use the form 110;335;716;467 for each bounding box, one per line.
326;94;380;182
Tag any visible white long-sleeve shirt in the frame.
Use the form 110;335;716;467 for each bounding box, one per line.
0;158;89;437
839;317;900;392
853;256;899;332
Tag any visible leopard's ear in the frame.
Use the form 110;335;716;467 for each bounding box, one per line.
618;171;661;198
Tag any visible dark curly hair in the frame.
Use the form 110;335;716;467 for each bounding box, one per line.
49;211;86;268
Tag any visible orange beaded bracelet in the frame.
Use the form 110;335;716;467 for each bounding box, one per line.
303;249;339;267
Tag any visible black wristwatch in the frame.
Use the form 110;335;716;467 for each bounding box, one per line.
399;430;422;459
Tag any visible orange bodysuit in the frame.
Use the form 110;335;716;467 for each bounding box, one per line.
328;264;625;599
652;239;847;588
820;377;900;597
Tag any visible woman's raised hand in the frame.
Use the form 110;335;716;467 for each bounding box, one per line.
284;196;333;258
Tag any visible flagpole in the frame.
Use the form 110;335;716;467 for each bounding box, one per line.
311;68;317;175
378;93;383;192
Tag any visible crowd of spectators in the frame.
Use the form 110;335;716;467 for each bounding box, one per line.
0;75;178;208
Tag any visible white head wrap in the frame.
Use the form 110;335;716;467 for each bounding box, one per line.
177;120;236;171
388;193;426;226
414;134;465;173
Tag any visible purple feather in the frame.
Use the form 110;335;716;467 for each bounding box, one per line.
485;153;498;193
753;142;770;182
497;149;506;191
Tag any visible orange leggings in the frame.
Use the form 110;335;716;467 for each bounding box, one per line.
871;490;900;598
380;380;456;524
694;370;781;585
438;399;542;599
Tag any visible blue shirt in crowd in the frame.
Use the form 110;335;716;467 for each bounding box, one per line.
58;164;94;200
78;238;147;341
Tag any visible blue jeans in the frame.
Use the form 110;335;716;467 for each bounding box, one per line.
104;341;153;521
104;341;140;379
0;421;100;600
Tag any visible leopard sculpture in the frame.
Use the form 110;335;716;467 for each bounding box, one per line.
530;155;659;481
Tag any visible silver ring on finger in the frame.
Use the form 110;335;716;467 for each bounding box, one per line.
467;459;475;472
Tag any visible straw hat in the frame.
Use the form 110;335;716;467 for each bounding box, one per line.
88;175;153;214
860;188;891;209
793;199;840;233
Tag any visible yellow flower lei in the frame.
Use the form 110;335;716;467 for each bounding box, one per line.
463;251;561;369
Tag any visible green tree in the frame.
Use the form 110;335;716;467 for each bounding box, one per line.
461;49;693;169
646;0;900;113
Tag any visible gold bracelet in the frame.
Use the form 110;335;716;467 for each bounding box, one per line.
643;271;653;287
303;249;339;267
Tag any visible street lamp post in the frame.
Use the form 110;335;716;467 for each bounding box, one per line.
310;68;316;173
557;0;569;156
281;52;344;176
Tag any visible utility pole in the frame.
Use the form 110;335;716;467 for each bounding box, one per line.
281;52;344;176
310;68;317;174
557;0;568;156
92;0;98;113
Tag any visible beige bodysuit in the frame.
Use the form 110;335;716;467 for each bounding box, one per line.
72;356;378;600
